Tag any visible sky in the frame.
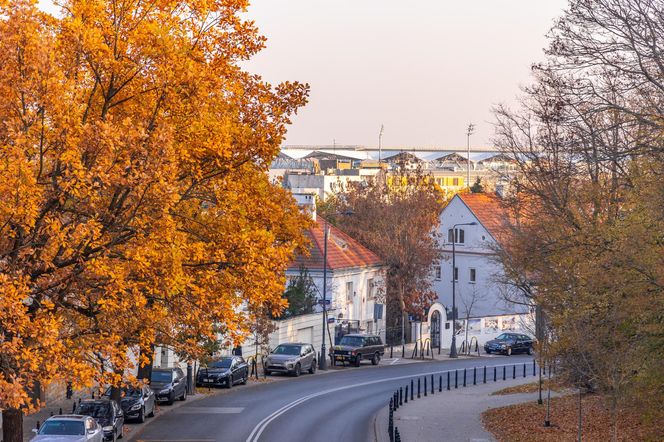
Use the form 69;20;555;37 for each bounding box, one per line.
38;0;569;148
242;0;569;148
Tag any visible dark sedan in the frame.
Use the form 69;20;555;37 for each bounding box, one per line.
196;356;248;388
484;333;534;356
103;386;155;423
74;399;124;442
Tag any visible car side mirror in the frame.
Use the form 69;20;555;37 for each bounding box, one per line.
31;429;38;434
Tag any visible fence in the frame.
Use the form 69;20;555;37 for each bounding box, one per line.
385;360;556;442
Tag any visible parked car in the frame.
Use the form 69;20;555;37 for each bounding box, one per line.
332;334;384;367
150;367;188;405
102;386;155;423
484;333;534;356
30;415;103;442
196;356;249;388
264;343;316;377
74;399;124;442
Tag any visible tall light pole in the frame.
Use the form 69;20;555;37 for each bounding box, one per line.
449;221;477;358
319;212;353;370
466;123;475;188
378;124;384;164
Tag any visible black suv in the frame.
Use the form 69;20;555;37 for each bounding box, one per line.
149;367;187;405
332;334;384;367
74;398;124;442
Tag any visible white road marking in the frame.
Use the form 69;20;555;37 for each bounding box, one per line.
390;358;400;365
245;361;534;442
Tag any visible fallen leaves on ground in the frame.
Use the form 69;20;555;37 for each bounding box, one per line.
482;393;661;441
491;379;566;396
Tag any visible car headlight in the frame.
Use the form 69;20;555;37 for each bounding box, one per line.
500;343;507;347
103;426;114;432
159;388;171;395
130;403;142;411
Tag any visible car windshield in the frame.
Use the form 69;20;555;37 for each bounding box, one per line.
209;359;233;369
39;420;85;435
103;386;141;398
496;334;514;341
272;345;301;355
77;402;110;418
339;336;364;347
150;371;173;383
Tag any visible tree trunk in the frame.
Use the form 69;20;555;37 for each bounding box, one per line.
137;343;155;382
611;394;618;442
2;407;24;442
577;387;583;442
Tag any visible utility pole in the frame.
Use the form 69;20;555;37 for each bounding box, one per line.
466;123;475;188
378;124;384;164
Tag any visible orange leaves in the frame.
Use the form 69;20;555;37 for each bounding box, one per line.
0;0;309;416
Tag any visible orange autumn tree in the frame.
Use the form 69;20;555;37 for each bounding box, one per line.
0;1;309;439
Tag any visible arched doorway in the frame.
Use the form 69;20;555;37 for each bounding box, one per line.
431;310;441;349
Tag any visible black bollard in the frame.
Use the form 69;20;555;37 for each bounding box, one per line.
424;377;427;397
513;365;516;379
483;366;487;384
494;366;497;382
390;345;393;359
455;370;458;388
447;371;450;390
395;391;399;410
473;367;477;385
410;379;414;401
72;403;76;413
395;427;401;442
388;406;394;442
50;412;53;417
399;387;403;406
36;421;40;430
389;396;394;412
533;359;536;376
463;368;467;387
418;378;421;398
431;374;434;394
439;375;442;392
523;363;526;378
405;385;409;403
59;407;62;415
503;365;506;381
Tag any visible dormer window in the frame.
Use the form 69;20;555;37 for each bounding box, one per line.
447;228;465;244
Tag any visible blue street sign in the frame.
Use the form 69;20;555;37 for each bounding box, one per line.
317;299;331;305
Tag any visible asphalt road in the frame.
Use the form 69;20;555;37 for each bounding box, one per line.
130;355;534;442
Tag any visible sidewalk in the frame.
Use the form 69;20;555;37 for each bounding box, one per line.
375;376;546;442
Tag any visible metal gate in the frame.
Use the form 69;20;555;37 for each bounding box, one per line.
431;310;441;349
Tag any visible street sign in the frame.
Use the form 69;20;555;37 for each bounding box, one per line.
327;317;336;324
317;299;331;305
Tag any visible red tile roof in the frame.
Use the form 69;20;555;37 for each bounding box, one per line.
291;217;383;271
457;193;513;246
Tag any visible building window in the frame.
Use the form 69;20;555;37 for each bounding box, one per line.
367;278;375;300
470;268;476;283
346;281;353;303
447;228;465;244
454;267;458;282
434;266;441;281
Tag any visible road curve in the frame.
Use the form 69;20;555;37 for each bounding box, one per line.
130;355;534;442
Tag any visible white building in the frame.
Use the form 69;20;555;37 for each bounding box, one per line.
274;215;386;356
426;193;533;350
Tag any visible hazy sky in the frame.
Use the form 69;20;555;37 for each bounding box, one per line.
38;0;569;148
243;0;569;148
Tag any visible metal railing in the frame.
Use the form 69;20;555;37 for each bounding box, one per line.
384;359;556;441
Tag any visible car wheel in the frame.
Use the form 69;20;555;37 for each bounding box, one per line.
264;370;271;376
226;375;233;388
293;363;301;377
485;350;491;354
148;404;155;417
138;407;145;423
354;354;362;367
165;393;174;405
309;360;316;374
242;372;248;385
506;347;512;356
527;346;534;356
180;389;187;401
371;352;380;365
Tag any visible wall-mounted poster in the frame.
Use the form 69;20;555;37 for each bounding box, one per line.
468;319;481;332
501;316;516;330
483;318;499;333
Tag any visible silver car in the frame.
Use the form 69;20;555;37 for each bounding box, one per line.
264;343;316;377
30;415;103;442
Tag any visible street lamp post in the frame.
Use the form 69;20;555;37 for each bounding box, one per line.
319;211;353;371
449;221;477;358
